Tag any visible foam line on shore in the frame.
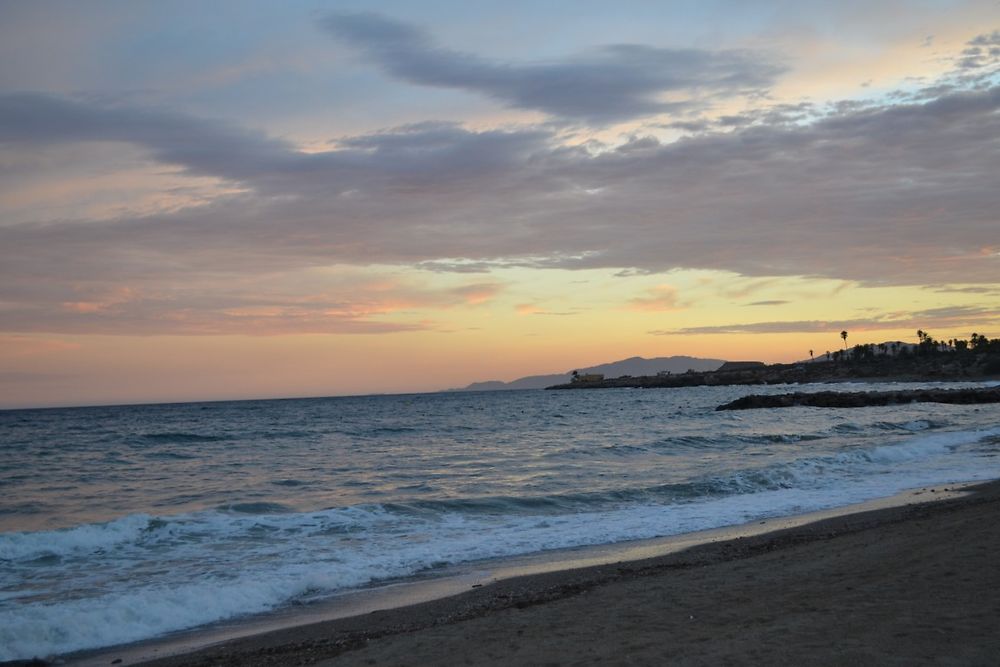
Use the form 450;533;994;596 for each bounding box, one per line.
65;480;985;667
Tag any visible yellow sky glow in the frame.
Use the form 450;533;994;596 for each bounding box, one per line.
1;4;997;408
3;266;996;407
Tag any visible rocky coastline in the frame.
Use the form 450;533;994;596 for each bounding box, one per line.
715;386;1000;410
546;352;1000;390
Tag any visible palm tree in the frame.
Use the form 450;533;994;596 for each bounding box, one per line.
809;349;814;361
840;330;848;351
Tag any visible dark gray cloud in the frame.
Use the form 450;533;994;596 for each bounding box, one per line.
655;306;998;336
0;93;292;183
710;102;818;129
0;306;428;336
935;286;1000;295
957;30;1000;69
0;95;551;198
321;12;784;123
1;78;998;335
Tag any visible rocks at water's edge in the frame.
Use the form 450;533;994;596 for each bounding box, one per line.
716;387;1000;411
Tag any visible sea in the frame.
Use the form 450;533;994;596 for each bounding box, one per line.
2;381;999;661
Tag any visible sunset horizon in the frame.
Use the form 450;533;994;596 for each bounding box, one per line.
1;2;997;408
3;3;1000;662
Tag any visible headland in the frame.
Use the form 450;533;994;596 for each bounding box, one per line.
547;348;1000;390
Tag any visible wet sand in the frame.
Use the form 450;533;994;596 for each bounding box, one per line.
120;479;1000;666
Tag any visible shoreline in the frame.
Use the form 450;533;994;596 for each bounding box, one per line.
547;355;1000;390
63;479;1000;666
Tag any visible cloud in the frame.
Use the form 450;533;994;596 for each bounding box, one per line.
1;73;999;335
934;286;1000;295
62;286;139;313
956;30;1000;70
0;335;81;355
0;295;430;336
0;371;74;382
629;285;684;311
653;306;998;335
515;303;540;316
321;12;784;123
0;268;503;335
713;278;784;300
0;93;291;184
514;303;577;317
0;96;549;198
451;282;503;305
746;300;790;306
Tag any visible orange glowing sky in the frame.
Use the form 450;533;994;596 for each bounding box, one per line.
1;1;998;408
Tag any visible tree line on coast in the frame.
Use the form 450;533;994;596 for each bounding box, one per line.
553;329;1000;390
818;330;1000;364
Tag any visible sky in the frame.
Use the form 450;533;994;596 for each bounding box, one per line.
1;0;998;408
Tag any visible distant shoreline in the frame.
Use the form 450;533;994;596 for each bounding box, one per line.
548;352;1000;390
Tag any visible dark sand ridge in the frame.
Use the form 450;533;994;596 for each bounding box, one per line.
99;479;1000;667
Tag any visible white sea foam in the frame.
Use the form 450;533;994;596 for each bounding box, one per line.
867;426;1000;463
0;571;331;661
3;415;999;661
0;513;154;561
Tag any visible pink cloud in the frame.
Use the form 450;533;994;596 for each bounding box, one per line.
629;285;684;311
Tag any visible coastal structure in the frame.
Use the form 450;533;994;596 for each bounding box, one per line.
716;361;766;371
549;337;1000;390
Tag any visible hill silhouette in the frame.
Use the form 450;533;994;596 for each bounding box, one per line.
456;356;725;391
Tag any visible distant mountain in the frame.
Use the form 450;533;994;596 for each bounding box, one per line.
456;356;726;391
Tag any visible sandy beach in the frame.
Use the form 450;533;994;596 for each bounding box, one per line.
115;479;1000;667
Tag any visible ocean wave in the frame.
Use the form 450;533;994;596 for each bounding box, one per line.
271;478;307;487
6;429;1000;662
143;451;200;460
0;567;341;661
6;426;997;565
4;423;1000;660
139;432;234;444
871;418;944;432
217;502;297;514
0;513;155;562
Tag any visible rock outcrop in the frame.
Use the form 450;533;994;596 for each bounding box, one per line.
716;387;1000;411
